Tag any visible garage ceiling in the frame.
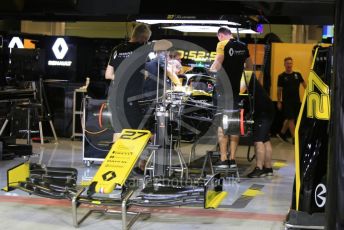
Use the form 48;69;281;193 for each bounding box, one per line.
0;0;335;25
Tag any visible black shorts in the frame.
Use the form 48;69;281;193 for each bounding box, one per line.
283;102;301;120
253;116;273;143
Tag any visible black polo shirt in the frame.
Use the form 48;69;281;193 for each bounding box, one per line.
277;71;304;105
107;41;146;129
216;38;250;98
108;42;143;68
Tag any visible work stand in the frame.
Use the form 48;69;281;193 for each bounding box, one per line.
35;78;58;144
201;151;240;183
0;79;58;144
144;144;189;179
71;88;86;140
71;187;150;230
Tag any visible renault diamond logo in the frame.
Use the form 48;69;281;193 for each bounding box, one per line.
315;183;326;208
8;37;24;49
229;48;234;56
102;171;116;181
52;38;68;59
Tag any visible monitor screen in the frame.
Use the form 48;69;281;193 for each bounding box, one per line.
9;48;45;81
322;25;334;43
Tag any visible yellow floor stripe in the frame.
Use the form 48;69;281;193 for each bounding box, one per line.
206;191;228;209
272;161;288;169
242;189;264;197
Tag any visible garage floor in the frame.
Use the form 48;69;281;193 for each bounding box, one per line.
0;137;295;230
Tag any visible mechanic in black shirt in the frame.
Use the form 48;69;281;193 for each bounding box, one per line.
277;57;307;143
241;72;275;178
105;23;152;129
210;26;252;168
105;23;151;81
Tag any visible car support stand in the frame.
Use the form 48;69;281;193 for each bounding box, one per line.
71;188;150;230
144;51;189;179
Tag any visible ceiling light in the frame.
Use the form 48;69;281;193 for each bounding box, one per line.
136;19;241;26
237;29;260;34
162;25;258;34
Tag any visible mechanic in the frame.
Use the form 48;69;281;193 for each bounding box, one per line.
105;23;152;129
241;72;275;178
210;26;252;168
276;57;306;144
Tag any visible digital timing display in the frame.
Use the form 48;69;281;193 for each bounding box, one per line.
178;50;216;61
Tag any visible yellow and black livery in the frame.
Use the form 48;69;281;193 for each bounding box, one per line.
286;45;332;228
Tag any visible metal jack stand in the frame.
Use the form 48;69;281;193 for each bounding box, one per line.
143;50;188;179
170;108;189;179
171;144;189;178
188;138;199;164
72;188;150;230
201;151;240;183
145;142;188;179
33;78;58;144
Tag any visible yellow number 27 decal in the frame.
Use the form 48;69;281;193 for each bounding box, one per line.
306;70;330;120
